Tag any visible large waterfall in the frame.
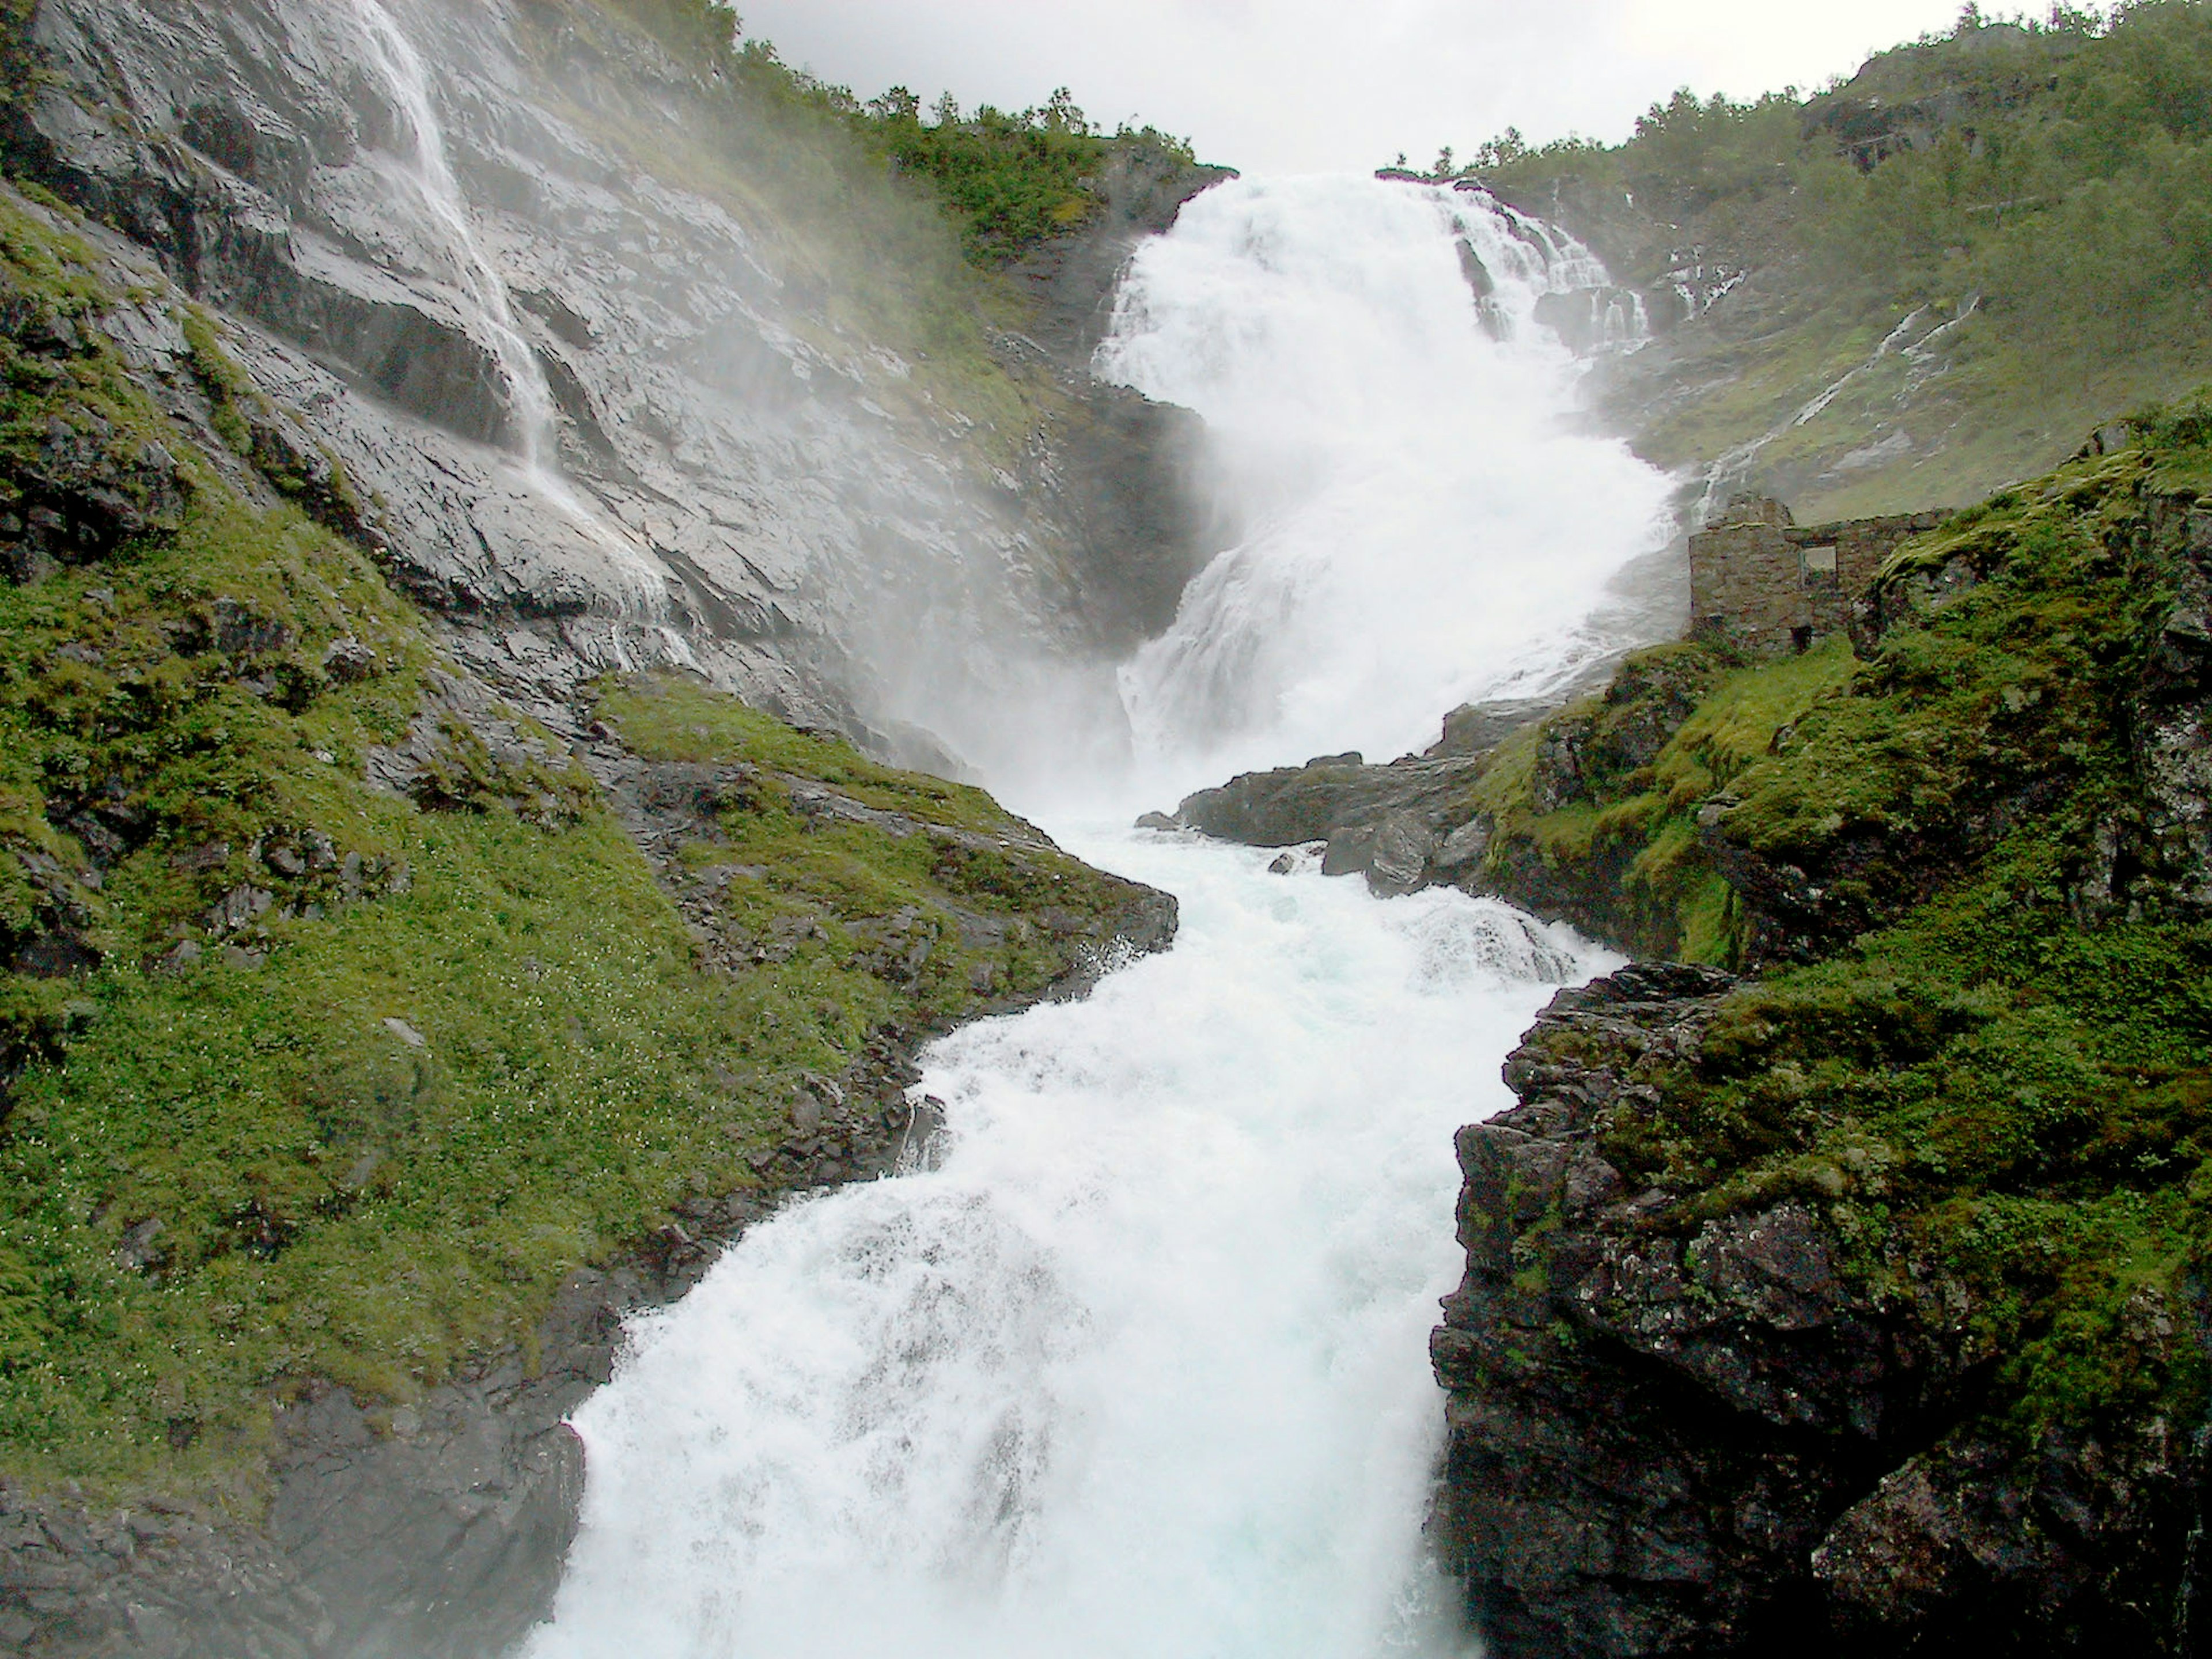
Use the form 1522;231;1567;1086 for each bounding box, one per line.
524;176;1672;1657
1103;175;1673;784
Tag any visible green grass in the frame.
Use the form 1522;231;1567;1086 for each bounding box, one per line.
0;190;1156;1497
600;677;1015;835
1475;390;2212;1444
1474;637;1857;961
597;672;1143;1021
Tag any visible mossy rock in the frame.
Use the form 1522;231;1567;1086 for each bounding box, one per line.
0;188;1172;1499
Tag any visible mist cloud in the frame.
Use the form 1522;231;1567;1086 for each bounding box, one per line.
736;0;1994;173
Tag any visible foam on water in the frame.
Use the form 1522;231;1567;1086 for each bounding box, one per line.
1100;174;1673;787
527;832;1618;1658
526;172;1671;1656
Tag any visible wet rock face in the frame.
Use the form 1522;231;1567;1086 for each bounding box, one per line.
1431;965;2208;1657
3;0;1213;753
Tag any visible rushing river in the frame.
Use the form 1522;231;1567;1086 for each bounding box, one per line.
528;835;1617;1658
526;173;1672;1656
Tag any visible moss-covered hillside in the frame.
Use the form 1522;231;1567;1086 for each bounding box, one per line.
1458;2;2212;520
1449;395;2212;1483
0;184;1170;1499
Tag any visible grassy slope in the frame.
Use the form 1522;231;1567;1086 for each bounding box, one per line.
1472;2;2212;520
0;188;1150;1497
1463;401;2212;1444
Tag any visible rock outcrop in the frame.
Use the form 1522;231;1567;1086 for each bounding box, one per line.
1158;701;1558;896
1432;964;2208;1657
1420;423;2212;1654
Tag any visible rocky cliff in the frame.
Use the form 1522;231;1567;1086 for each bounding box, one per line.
1;0;1223;774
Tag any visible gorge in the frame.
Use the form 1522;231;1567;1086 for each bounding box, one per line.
2;2;2212;1657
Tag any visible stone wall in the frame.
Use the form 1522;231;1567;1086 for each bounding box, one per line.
1690;494;1948;656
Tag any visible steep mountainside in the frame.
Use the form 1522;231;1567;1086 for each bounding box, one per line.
1461;4;2212;525
1;0;1225;776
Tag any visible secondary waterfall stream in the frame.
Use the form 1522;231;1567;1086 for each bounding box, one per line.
525;175;1673;1657
344;0;562;469
343;0;668;613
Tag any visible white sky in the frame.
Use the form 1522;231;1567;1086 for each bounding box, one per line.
735;1;1997;173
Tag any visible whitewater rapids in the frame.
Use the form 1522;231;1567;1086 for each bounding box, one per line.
527;835;1618;1658
525;173;1673;1657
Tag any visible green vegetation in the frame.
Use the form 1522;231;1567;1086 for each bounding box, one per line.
577;0;1196;264
1453;2;2212;518
595;672;1153;1025
0;188;1151;1495
1473;638;1858;962
854;87;1196;264
1480;392;2212;1442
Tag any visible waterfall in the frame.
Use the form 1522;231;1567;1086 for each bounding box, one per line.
527;842;1618;1658
340;0;667;609
1099;175;1673;782
522;177;1670;1658
343;0;562;468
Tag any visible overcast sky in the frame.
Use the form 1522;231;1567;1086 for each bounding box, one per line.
736;1;2008;173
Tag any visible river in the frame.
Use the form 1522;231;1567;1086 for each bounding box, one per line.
523;172;1673;1657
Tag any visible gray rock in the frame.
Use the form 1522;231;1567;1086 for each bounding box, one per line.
1363;810;1437;896
1434;817;1493;870
1177;753;1486;853
1430;963;2202;1656
1309;815;1452;895
1425;696;1555;759
6;0;1217;767
320;639;378;684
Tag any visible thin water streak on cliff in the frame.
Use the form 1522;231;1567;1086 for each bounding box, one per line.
343;0;671;612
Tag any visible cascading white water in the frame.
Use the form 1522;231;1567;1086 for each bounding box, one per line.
1100;175;1673;782
528;838;1618;1659
524;176;1671;1658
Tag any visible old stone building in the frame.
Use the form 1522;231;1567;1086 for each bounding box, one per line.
1689;493;1949;656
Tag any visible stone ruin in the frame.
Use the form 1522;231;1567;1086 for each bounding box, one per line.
1688;493;1949;657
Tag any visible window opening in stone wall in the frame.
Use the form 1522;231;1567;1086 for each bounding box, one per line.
1801;544;1838;584
1791;626;1814;654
